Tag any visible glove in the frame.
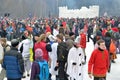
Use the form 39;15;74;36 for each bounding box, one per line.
54;66;59;71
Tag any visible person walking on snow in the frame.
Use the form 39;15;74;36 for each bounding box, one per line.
88;39;109;80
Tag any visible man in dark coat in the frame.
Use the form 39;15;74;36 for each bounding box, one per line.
2;39;24;80
87;25;93;42
56;34;68;80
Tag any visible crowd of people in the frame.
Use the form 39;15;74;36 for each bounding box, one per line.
0;16;120;80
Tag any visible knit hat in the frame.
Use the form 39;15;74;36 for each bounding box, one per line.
35;48;43;60
11;39;19;47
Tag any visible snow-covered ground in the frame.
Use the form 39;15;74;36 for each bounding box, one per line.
1;39;120;80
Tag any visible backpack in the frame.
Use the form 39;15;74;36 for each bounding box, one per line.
37;60;49;80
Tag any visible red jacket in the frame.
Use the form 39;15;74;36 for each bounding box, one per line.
88;49;109;77
34;41;49;61
45;25;51;33
80;33;86;48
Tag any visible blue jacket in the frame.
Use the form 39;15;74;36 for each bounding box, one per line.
2;47;24;79
6;26;13;34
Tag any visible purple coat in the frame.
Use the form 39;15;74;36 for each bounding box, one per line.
30;58;44;80
30;61;40;80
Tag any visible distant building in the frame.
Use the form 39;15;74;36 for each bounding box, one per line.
59;5;99;18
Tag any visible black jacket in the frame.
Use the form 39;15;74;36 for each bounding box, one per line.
57;42;68;62
103;37;111;51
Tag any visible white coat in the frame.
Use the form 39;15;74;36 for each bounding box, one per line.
67;46;84;80
49;42;58;75
18;39;31;57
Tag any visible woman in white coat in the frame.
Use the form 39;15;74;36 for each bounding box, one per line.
49;42;58;79
18;34;33;78
67;42;85;80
